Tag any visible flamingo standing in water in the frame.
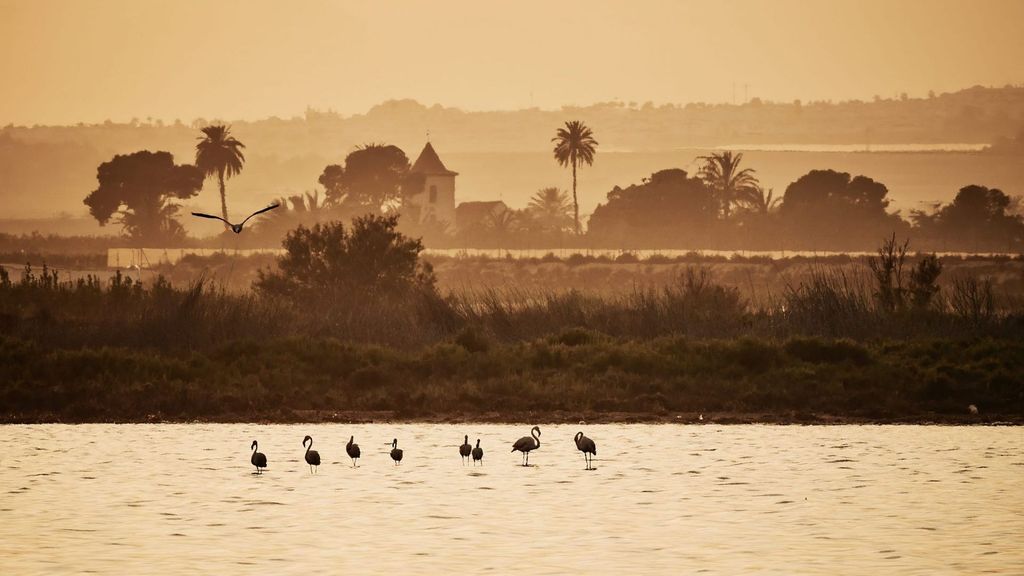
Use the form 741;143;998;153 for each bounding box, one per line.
390;439;404;465
511;426;541;466
250;440;267;474
574;431;597;470
346;436;361;468
471;439;484;466
459;435;472;464
303;435;321;474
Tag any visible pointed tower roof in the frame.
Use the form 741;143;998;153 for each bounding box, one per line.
410;142;458;176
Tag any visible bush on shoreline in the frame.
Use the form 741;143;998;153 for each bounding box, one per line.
2;334;1020;422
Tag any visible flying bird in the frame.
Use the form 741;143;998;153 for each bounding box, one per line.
511;426;541;466
346;436;361;468
574;431;597;470
459;435;472;464
390;439;404;465
472;439;484;466
191;202;280;233
303;435;321;474
250;440;267;474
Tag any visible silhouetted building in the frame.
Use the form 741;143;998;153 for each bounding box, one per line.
406;142;457;227
456;200;508;231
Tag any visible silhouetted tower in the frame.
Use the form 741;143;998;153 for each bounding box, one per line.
406;141;457;227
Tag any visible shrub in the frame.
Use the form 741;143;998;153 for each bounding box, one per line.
909;254;943;310
950;275;995;325
784;337;871;365
255;214;436;301
347;365;388;389
454;326;491;353
727;338;782;372
868;233;909;313
551;326;602;347
565;253;588;266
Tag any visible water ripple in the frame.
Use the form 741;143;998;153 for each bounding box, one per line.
0;423;1019;574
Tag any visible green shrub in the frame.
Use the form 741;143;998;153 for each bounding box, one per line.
454;326;491;353
784;338;871;365
347;365;388;389
551;326;601;347
727;338;782;372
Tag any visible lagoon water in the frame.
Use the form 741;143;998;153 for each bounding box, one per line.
1;424;1021;575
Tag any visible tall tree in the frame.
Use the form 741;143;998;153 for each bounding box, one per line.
911;184;1024;250
526;187;574;235
318;144;412;216
780;169;906;249
736;184;780;216
552;121;598;235
195;125;246;226
697;151;759;220
83;150;203;244
587;169;716;247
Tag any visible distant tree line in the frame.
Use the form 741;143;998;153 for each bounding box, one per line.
451;153;1022;252
82;123;1023;252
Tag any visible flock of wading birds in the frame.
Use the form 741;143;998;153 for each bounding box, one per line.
195;211;604;474
248;427;599;474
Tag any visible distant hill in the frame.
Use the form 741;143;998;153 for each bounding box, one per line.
1;84;1022;223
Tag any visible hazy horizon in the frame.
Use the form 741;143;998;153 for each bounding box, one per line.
3;90;1024;130
2;0;1023;126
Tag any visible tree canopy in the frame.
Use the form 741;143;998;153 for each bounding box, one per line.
255;214;435;300
779;169;906;247
318;144;413;217
83;150;203;244
588;169;716;246
912;184;1024;250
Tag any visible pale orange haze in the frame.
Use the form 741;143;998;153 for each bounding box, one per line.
1;0;1022;125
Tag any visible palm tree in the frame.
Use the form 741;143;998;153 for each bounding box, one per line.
287;190;325;216
737;184;780;216
195;125;246;226
486;209;521;238
697;151;758;220
526;187;573;235
552;121;598;235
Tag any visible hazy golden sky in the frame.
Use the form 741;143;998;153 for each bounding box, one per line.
2;0;1022;125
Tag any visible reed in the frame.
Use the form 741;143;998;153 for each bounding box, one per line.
3;262;1022;351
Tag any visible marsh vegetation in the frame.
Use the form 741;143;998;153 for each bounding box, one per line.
2;220;1021;423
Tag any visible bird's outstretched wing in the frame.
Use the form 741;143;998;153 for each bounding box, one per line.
191;212;233;226
239;203;281;227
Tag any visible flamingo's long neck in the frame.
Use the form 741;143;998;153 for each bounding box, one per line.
533;429;540;448
305;439;311;454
